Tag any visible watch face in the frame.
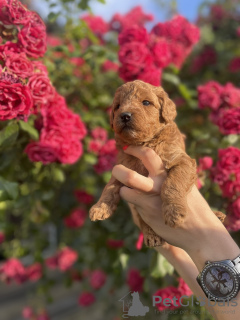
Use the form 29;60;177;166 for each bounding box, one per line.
200;262;239;301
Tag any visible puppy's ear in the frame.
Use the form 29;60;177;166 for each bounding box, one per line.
155;87;177;123
110;106;114;129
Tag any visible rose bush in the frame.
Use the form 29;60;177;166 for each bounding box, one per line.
0;0;240;319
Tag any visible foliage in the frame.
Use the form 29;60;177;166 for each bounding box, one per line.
0;0;240;319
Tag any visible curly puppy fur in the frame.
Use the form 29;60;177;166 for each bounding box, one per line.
89;80;225;247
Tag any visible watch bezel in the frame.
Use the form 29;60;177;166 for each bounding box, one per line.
198;261;240;302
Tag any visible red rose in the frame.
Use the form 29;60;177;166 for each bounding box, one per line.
18;22;47;58
64;208;87;228
221;83;240;108
25;142;58;164
43;95;87;140
102;60;119;72
41;127;83;164
168;42;188;69
45;255;58;270
32;61;48;75
177;278;192;296
229;57;240;73
0;231;5;244
0;42;21;59
118;25;149;45
78;292;95;307
90;270;107;290
27;73;55;107
230;198;240;219
0;74;33;120
198;81;223;110
216;108;240;135
58;247;78;271
138;65;162;86
91;127;107;142
5;52;34;78
119;42;153;81
106;239;124;248
154;287;181;311
191;46;217;73
198;156;213;171
127;268;144;292
221;171;240;198
22;307;34;320
136;232;144;250
81;14;108;36
26;263;42;282
151;39;171;68
212;147;240;186
1;258;26;284
74;190;94;204
0;0;30;25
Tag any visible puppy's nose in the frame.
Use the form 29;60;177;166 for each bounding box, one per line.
121;112;132;123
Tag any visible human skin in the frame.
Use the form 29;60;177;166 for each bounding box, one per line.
112;145;240;320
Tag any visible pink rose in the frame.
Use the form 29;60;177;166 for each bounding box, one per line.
0;0;30;25
198;81;223;110
91;127;107;142
26;263;42;282
18;22;47;58
5;52;34;78
154;287;181;311
229;57;240;73
28;73;55;107
81;14;108;36
0;73;33;120
118;25;149;45
1;258;26;284
136;232;144;250
102;60;119;72
216;108;240;135
22;307;34;319
25;142;58;165
138;65;162;86
90;270;107;289
151;39;171;68
58;247;78;271
198;156;213;171
221;83;240;108
119;42;153;81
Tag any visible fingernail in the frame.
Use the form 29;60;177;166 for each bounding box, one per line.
123;145;129;150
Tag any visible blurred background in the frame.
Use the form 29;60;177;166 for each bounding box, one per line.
0;0;240;319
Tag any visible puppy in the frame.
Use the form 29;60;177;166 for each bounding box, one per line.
89;80;225;247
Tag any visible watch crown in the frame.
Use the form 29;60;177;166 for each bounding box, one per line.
205;261;210;265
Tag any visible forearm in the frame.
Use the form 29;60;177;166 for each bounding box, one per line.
156;246;218;318
156;242;240;320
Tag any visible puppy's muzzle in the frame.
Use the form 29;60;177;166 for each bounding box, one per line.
120;112;132;123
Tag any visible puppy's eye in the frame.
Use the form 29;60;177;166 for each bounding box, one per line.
115;104;120;110
142;100;150;106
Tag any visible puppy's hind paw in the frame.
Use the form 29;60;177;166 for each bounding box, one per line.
162;203;186;228
89;203;114;221
144;234;165;248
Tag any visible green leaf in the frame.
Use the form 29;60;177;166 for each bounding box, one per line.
83;154;98;165
0;177;19;201
162;73;180;86
151;253;174;278
0;123;19;149
119;253;129;270
52;168;65;183
48;12;61;23
19;120;39;140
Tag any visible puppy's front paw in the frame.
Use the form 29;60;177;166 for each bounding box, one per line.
162;203;186;228
89;203;114;221
144;234;165;247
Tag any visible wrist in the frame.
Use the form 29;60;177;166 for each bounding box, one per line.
186;227;240;271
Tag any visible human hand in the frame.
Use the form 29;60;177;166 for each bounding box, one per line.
112;146;240;270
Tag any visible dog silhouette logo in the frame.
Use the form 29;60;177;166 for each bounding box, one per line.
119;291;149;318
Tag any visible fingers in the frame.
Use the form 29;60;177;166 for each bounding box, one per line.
123;146;165;177
119;186;144;205
112;164;154;192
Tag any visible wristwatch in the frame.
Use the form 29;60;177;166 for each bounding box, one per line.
197;254;240;301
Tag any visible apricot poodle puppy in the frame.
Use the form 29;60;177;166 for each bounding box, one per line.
89;80;225;247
